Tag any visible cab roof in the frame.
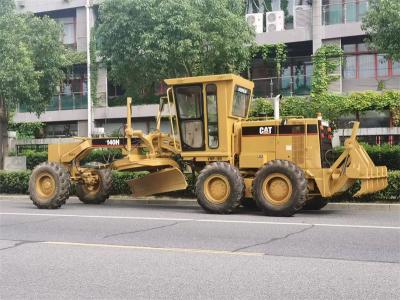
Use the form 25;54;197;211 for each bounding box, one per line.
164;74;254;90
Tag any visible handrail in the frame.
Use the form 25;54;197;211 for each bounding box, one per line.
246;115;304;121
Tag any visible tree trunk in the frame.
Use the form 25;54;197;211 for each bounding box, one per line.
0;96;8;170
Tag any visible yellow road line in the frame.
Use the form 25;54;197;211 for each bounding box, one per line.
43;241;264;257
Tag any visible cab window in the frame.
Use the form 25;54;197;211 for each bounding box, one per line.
175;85;204;150
232;86;251;118
206;84;218;149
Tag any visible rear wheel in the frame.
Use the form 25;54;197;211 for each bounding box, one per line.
252;160;307;217
302;196;328;210
76;169;112;204
29;162;71;209
196;162;244;214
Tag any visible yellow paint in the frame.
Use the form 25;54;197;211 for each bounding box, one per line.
44;74;387;203
43;241;264;257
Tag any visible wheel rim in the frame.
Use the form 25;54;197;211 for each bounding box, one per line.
82;173;101;196
262;173;292;206
36;172;56;200
204;174;231;204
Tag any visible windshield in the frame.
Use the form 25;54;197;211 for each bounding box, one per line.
232;85;251;118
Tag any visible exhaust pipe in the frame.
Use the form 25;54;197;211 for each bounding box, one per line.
274;94;282;120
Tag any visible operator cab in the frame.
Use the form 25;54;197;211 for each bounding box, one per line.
164;74;254;160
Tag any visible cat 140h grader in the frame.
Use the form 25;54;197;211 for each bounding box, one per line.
29;74;388;216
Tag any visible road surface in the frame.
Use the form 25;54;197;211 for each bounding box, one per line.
1;197;399;299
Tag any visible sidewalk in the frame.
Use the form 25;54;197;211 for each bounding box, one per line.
0;194;399;211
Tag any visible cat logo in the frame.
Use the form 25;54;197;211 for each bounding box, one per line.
259;126;273;135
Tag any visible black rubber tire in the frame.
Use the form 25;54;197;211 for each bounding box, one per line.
76;168;112;204
252;160;308;217
29;162;71;209
302;196;328;210
195;162;244;214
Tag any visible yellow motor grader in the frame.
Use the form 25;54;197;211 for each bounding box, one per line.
29;74;388;216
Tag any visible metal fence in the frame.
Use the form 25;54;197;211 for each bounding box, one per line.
18;92;107;112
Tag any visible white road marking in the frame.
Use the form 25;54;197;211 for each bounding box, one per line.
1;212;399;230
42;241;264;256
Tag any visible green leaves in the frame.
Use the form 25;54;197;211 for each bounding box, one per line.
251;44;288;77
0;12;65;115
362;0;400;61
8;122;45;139
277;91;400;126
0;0;15;17
249;98;274;117
96;0;254;100
311;45;343;97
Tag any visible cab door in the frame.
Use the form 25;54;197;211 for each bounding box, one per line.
174;85;205;151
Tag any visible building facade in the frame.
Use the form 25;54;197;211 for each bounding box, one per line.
247;0;399;144
13;0;400;144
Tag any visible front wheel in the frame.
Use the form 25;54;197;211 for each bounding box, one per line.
76;169;112;204
29;162;71;209
195;162;244;214
252;160;307;217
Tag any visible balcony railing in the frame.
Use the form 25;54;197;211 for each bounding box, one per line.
253;74;313;98
322;1;369;25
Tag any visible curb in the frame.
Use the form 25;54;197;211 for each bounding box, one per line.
0;194;399;211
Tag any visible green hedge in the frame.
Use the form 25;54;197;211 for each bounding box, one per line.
82;149;124;165
331;170;400;202
0;171;144;196
333;144;400;170
0;170;398;202
15;144;399;172
0;171;31;194
109;171;146;195
10;149;125;170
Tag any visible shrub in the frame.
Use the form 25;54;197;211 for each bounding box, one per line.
331;170;400;202
20;150;48;170
82;149;124;165
11;149;125;170
8;122;45;139
249;98;274;117
0;170;398;203
0;170;146;195
109;171;146;195
333;144;400;170
0;171;31;194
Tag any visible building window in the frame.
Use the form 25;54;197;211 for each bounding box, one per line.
393;61;400;76
343;43;397;80
358;54;375;79
377;55;389;77
343;55;356;79
56;17;76;46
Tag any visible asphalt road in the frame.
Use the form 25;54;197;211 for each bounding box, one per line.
1;197;399;300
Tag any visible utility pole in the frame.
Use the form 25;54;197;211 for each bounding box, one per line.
86;0;92;137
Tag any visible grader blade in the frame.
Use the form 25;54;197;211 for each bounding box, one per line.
353;166;388;197
343;140;388;197
128;167;188;197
